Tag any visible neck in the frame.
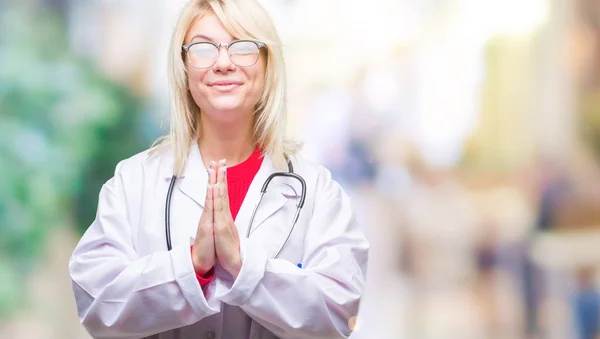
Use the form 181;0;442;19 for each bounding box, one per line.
198;116;255;167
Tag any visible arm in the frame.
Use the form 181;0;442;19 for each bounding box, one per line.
69;160;220;339
215;168;369;338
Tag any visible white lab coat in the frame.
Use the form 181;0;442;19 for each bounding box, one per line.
69;143;369;339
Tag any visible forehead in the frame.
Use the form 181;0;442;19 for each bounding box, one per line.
185;13;235;43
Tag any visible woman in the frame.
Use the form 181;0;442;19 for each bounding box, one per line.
69;0;369;338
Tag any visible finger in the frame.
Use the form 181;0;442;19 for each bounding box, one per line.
209;160;217;185
201;184;214;224
213;181;225;221
207;166;216;213
219;163;230;212
215;159;230;223
216;159;226;188
194;199;215;273
207;162;217;224
214;159;224;212
197;198;214;237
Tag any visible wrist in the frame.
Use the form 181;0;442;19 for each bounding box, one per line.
190;246;212;276
193;258;213;276
194;263;211;276
230;255;242;279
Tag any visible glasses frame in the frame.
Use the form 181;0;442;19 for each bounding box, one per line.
182;39;266;69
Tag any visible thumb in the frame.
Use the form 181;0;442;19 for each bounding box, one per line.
199;185;214;226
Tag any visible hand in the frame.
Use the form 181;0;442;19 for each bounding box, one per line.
191;161;218;275
213;159;242;278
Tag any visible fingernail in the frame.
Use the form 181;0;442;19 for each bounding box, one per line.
210;160;217;167
219;159;226;166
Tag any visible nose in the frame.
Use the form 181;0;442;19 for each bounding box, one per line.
212;45;235;73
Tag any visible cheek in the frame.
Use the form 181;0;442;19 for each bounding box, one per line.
187;69;209;101
250;75;265;97
248;66;266;98
187;68;207;88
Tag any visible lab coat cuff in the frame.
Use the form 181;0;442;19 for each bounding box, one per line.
218;241;267;306
171;241;219;314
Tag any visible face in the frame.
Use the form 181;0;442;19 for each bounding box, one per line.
184;13;266;124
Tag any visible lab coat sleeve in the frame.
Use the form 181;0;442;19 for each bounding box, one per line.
216;167;369;339
69;160;220;339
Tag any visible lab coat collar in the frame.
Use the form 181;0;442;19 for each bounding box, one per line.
234;153;290;236
159;142;210;207
177;143;209;208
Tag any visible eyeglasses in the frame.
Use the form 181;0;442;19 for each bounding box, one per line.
182;40;266;69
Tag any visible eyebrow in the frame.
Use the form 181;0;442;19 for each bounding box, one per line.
189;34;215;42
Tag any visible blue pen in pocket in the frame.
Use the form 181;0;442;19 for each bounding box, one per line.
297;263;302;268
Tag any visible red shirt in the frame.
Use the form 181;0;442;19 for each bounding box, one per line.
193;148;264;286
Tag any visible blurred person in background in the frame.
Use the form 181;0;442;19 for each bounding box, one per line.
572;266;600;339
67;0;369;338
522;157;570;338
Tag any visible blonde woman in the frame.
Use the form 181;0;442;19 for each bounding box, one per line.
69;0;369;338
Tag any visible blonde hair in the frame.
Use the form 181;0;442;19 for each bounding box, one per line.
151;0;301;175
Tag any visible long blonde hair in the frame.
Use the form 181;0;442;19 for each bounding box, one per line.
151;0;301;174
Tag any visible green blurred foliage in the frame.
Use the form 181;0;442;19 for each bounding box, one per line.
0;5;153;318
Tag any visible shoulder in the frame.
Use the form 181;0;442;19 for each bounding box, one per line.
288;153;346;202
111;145;174;183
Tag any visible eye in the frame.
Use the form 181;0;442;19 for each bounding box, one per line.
186;43;219;68
229;41;259;55
189;43;217;57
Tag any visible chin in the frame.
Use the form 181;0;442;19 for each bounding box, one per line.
209;97;246;113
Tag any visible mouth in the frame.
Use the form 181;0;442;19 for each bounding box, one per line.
209;81;242;92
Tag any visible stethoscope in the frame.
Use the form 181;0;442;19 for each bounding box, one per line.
165;158;306;259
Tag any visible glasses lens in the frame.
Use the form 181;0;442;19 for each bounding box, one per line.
188;43;218;68
228;41;260;67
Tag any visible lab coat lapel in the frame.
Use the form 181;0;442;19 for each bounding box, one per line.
177;143;208;208
235;155;288;238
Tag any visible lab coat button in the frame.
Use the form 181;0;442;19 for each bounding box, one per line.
205;330;216;339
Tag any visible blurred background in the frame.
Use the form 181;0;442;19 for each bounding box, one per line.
1;0;600;338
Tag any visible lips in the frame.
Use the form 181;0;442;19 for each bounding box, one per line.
210;80;242;86
209;80;242;92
